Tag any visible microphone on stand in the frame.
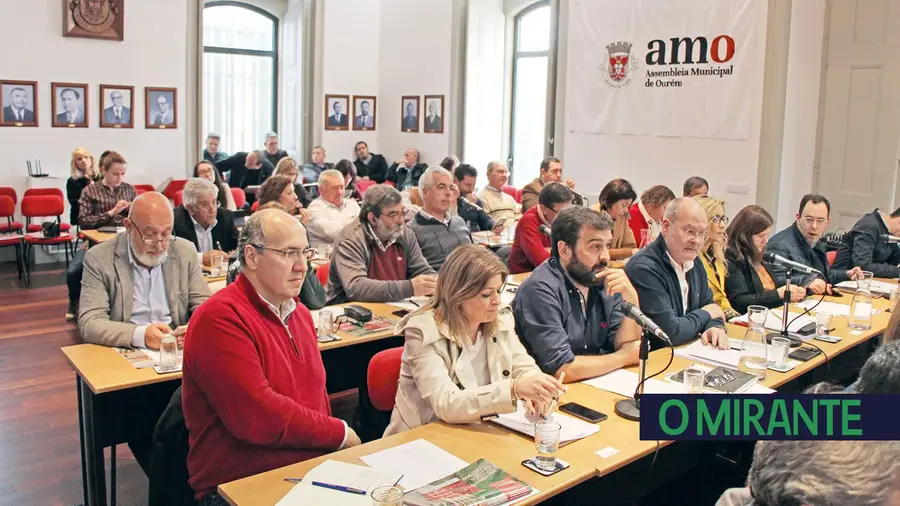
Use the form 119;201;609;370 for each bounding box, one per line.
614;302;675;422
762;252;822;275
538;224;552;237
620;301;670;343
880;234;900;244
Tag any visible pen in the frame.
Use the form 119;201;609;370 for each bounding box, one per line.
542;372;566;419
282;480;367;495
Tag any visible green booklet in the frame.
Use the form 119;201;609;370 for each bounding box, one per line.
402;459;532;506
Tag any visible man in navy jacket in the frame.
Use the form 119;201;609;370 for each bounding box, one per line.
625;198;729;348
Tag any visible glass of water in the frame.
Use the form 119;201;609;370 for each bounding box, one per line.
159;335;179;371
815;312;833;338
534;420;562;472
317;310;339;339
370;486;404;506
683;367;706;393
769;337;791;369
209;251;226;277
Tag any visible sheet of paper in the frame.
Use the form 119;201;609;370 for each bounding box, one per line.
674;340;743;369
595;447;620;458
387;301;420;312
582;369;685;397
731;311;815;333
794;299;851;317
359;439;468;491
275;460;402;506
493;402;599;443
835;279;897;294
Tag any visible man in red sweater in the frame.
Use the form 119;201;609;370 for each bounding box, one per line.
182;208;361;505
510;183;573;274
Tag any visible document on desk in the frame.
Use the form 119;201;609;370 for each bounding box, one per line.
731;311;815;333
359;439;468;491
835;279;897;295
583;369;685;397
275;460;402;506
492;401;598;444
675;340;742;369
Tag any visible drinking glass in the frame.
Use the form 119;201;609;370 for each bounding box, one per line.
370;486;404;506
317;310;340;339
534;420;562;472
815;312;833;338
210;251;226;277
319;244;333;259
769;337;791;369
849;273;874;331
746;305;768;330
739;306;769;380
683;367;706;393
159;335;178;371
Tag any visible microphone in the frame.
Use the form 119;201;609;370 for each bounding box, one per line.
881;234;900;244
538;224;552;237
762;251;821;275
620;301;670;342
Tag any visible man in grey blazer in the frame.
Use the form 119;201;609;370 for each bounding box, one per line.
79;191;211;349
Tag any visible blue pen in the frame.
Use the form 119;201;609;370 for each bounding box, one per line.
310;481;367;495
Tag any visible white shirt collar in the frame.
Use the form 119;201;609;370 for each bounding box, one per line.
666;252;694;273
638;200;656;225
320;196;346;210
189;212;216;232
420;209;451;225
256;291;297;324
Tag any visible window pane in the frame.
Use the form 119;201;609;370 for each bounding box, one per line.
204;5;275;51
203;52;274;154
516;5;550;53
511;56;548;187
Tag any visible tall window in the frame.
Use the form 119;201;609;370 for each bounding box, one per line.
203;2;277;155
509;2;551;187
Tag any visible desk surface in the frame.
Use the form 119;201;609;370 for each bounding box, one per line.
80;229;116;244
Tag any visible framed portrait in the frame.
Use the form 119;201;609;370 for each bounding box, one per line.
401;96;419;133
352;95;376;131
423;95;445;134
325;94;350;131
145;87;177;129
64;0;125;41
99;84;134;128
0;80;38;127
51;82;89;128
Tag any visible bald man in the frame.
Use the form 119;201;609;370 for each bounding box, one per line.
386;148;428;190
625;197;729;348
182;209;360;503
79;191;211;349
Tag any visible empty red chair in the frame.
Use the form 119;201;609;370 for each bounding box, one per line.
315;261;330;286
367;347;403;411
0;196;24;278
502;185;517;200
827;250;837;267
162;180;188;200
357;179;377;195
21;195;74;270
134;184;156;194
251;200;260;212
515;188;523;204
174;191;184;207
0;187;23;233
24;188;64;199
231;188;246;208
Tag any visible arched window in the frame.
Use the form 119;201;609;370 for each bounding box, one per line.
509;1;551;187
203;2;277;154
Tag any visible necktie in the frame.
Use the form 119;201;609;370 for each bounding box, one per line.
115;110;120;121
17;111;21;121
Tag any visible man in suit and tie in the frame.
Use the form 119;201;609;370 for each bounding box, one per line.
402;102;418;131
56;88;85;125
152;94;174;125
173;179;239;264
354;100;374;129
2;87;35;123
425;101;441;132
103;90;131;124
327;100;347;127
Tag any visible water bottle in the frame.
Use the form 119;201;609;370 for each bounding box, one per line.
848;271;874;331
738;305;768;380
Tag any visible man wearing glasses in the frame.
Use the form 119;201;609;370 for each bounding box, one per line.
766;194;864;295
625;197;730;348
509;183;574;274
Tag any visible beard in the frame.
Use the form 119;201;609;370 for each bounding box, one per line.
566;256;607;287
374;220;403;242
129;237;168;268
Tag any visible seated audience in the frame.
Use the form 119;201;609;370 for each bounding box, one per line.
477;161;518;222
353;141;388;183
509;183;573;274
173;178;239;261
521;157;583;212
326;185;436;304
306;169;361;250
202;133;227;164
716;440;900;506
453;164;496;233
683;176;709;197
257;175;309;226
833;207;900;278
407;167;473;271
724;205;805;314
628;184;675;246
262;132;288;168
66;147;99;227
183;209;359;504
854;341;900;394
301;145;333;184
591;178;638;260
219;151;274;192
767;194;863;293
386;148;428;190
694;196;739;320
625;198;729;347
513;207;641;382
274;157;312;208
334;159;362;201
439;155;460;172
384;245;563;436
194;160;237;210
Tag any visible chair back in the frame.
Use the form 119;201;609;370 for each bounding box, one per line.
23;188;64;199
0;187;17;204
316;261;330;286
502;185;517;200
827;250;837;267
514;188;523;204
174;191;184;208
21;195;64;219
231;187;246;208
148;386;196;506
0;196;14;219
357;179;377;195
367;347;403;412
134;184;156;194
250;200;260;213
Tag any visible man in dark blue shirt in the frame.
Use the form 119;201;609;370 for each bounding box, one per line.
513;207;641;382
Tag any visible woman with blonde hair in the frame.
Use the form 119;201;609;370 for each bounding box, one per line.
385;244;565;436
66;147;100;226
694;195;739;320
274;156;312;208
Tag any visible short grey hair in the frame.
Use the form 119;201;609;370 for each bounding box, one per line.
486;161;506;174
318;169;344;185
182;178;219;208
664;196;704;222
264;132;278;143
237;212;267;265
418;166;451;190
206;133;220;141
359;184;402;223
857;341;900;394
749;440;900;506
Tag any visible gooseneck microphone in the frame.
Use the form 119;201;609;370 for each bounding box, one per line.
538;224;552;237
620;301;670;342
762;251;821;275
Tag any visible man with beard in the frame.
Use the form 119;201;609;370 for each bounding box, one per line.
326;184;436;305
513;207;641;382
353;141;389;183
625;198;729;348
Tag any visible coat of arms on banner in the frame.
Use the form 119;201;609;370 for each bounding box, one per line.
603;41;638;89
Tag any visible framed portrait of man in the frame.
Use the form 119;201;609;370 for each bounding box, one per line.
352;95;376;131
401;96;419;133
325;94;350;131
0;80;38;127
423;95;444;134
51;82;89;128
99;84;134;128
145;87;177;129
63;0;125;41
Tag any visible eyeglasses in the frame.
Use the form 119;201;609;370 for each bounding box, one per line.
711;215;729;226
131;225;174;246
801;216;827;227
252;245;315;263
678;226;708;241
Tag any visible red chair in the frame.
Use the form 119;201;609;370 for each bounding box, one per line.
367;347;404;412
827;250;837;267
357;179;377;195
315;261;330;286
0;196;24;279
162;180;188;200
502;185;518;200
0;187;23;233
134;184;156;194
21;195;74;273
514;188;523;204
251;200;260;212
22;188;71;233
174;191;184;207
231;188;247;208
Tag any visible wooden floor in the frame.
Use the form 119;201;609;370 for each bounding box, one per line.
0;262;357;506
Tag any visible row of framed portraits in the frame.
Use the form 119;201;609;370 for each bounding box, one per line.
324;94;445;134
0;80;178;129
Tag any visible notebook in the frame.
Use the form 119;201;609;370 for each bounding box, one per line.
491;401;599;445
274;460;402;506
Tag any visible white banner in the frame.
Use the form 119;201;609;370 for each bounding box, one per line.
567;0;761;139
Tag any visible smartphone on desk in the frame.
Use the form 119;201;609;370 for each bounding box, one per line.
558;402;607;423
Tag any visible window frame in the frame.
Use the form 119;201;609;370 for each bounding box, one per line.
203;0;279;133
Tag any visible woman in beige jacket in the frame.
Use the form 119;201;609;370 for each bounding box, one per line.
384;245;565;436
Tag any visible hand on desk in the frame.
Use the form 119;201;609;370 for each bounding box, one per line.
202;250;227;267
345;427;362;448
615;339;642;367
701;327;730;350
777;284;806;302
516;371;566;418
144;323;176;350
808;279;828;295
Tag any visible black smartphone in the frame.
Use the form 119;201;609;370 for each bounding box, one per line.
392;309;411;318
814;335;841;344
558;402;607;423
788;346;822;362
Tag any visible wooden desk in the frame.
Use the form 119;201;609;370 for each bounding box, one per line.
80;229;117;245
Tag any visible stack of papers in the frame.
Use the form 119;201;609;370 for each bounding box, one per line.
835;279;897;295
275;460;402;505
359;439;468;491
675;340;743;368
492;401;599;444
731;311;815;333
388;296;431;312
583;369;685;397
